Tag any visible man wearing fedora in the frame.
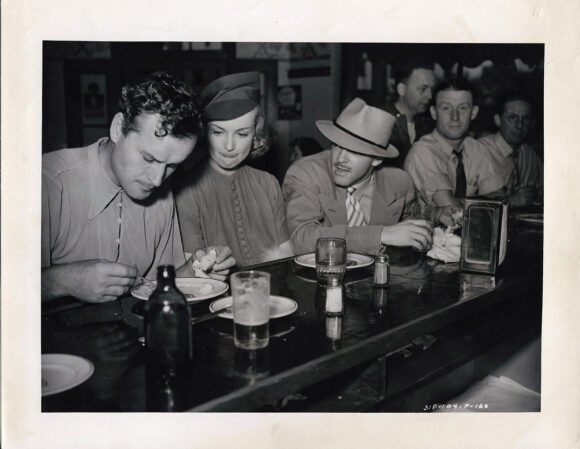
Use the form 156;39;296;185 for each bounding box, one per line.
283;98;433;255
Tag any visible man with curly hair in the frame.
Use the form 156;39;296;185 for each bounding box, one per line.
42;73;234;304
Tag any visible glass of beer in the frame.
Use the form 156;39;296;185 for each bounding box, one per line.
231;271;270;350
315;237;347;284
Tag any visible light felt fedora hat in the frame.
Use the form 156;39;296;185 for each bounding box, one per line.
316;98;399;158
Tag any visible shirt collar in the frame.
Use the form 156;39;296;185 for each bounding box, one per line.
494;132;516;157
432;129;462;158
88;137;124;220
351;171;374;192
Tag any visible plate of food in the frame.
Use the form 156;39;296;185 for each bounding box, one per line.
42;354;94;396
131;277;229;302
209;296;298;320
294;253;374;270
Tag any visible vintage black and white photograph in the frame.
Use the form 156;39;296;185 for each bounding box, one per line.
40;41;544;413
4;0;580;447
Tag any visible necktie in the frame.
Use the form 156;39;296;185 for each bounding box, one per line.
510;150;521;192
346;187;365;227
453;149;467;198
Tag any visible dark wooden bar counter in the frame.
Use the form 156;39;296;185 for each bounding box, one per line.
41;215;543;412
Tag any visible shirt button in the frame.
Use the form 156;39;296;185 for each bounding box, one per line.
235;206;241;213
117;218;122;224
117;203;123;208
115;238;121;244
231;183;236;191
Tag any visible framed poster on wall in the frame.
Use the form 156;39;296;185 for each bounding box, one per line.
81;74;108;125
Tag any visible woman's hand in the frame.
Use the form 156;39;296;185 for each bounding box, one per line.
194;246;236;281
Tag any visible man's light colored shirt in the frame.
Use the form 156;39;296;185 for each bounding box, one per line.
42;138;185;279
478;132;543;198
404;129;504;204
348;172;375;224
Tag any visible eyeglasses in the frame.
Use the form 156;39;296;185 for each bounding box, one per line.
502;114;533;127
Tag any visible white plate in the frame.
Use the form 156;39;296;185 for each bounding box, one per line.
209;296;298;320
294;252;374;270
131;278;229;302
42;354;94;396
516;213;543;224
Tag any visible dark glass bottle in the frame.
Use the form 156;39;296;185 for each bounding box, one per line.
145;265;192;377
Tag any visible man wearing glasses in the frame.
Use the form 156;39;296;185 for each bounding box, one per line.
404;78;504;210
478;92;543;207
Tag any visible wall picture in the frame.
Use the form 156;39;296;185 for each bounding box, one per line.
81;74;107;125
277;85;302;120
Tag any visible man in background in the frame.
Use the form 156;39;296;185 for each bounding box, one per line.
478;91;543;207
384;59;436;168
42;73;234;304
404;78;504;210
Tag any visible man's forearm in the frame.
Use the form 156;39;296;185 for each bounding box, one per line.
41;265;72;301
432;190;463;209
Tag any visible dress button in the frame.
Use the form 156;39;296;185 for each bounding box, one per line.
231;183;236;191
240;240;248;247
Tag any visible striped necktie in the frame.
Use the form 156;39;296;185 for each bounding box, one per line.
453;149;467;198
346;186;365;227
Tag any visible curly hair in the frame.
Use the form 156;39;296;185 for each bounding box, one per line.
118;72;202;139
247;106;270;159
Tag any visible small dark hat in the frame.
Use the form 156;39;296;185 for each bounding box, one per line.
202;72;260;121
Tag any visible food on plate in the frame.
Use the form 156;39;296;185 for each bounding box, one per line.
194;282;214;296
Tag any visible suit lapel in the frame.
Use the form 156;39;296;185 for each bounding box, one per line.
370;174;405;225
320;193;346;226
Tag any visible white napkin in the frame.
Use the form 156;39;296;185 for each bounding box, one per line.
427;227;461;263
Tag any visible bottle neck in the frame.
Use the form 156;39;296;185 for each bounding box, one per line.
157;265;177;286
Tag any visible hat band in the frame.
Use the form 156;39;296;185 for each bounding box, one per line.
332;120;388;150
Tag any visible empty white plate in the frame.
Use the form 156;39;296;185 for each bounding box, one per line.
42;354;94;396
209;296;298;320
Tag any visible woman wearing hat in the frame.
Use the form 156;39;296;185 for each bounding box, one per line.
175;72;293;267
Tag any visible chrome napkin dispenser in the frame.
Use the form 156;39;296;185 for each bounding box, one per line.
460;198;508;275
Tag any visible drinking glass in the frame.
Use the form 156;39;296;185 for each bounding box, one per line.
315;237;347;284
410;203;435;224
410;203;435;253
231;271;270;350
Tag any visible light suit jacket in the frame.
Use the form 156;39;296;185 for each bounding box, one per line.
283;150;416;254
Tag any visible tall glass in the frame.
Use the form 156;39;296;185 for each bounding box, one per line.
315;237;347;284
231;271;270;350
409;203;435;252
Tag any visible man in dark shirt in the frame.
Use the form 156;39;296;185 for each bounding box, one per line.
384;59;436;168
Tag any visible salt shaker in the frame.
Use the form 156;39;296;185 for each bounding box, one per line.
325;278;343;316
373;254;390;286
